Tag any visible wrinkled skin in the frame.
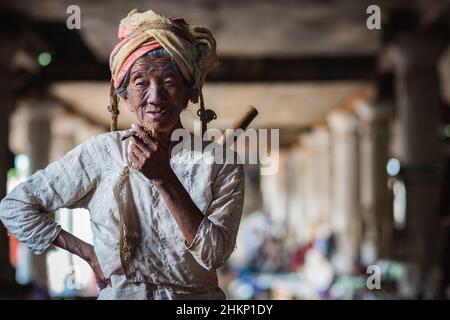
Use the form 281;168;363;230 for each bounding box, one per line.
124;56;197;134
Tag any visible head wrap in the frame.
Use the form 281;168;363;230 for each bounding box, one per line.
107;9;218;132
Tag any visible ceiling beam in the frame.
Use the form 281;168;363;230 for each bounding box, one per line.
27;21;376;84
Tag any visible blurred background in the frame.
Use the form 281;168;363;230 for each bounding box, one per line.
1;0;450;300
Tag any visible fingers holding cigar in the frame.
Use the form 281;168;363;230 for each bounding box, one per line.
122;123;167;151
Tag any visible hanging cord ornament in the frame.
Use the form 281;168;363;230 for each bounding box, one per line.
196;88;216;137
108;79;120;131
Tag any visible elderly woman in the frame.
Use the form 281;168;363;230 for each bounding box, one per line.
0;9;244;299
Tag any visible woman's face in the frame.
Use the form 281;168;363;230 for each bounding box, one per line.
124;55;193;133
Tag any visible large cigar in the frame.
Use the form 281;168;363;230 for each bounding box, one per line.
120;130;138;141
217;105;258;146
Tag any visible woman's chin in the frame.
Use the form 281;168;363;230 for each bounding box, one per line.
142;120;170;133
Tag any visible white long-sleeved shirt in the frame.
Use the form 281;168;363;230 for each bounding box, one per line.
0;131;245;299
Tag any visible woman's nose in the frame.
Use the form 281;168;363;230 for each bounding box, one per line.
146;83;165;106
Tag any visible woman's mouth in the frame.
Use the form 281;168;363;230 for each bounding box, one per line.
145;109;170;120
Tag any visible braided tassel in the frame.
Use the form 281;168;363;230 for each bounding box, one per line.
108;79;120;131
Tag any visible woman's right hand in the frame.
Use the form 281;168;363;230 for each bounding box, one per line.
84;246;111;289
53;229;111;290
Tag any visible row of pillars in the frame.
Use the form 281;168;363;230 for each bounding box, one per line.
262;101;392;271
260;37;446;298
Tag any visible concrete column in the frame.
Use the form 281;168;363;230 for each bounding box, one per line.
14;99;55;289
312;126;332;238
0;67;15;289
286;142;308;243
356;101;392;264
50;109;79;161
388;36;445;298
328;110;361;275
0;27;18;287
260;148;289;236
298;127;332;240
300;133;318;237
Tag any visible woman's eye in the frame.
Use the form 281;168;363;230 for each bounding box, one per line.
135;80;148;87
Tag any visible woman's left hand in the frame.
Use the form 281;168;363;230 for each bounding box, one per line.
129;125;173;181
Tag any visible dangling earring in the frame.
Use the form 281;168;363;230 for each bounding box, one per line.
196;88;217;138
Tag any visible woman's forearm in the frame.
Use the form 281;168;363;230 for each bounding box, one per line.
153;171;204;246
52;229;94;263
52;229;110;288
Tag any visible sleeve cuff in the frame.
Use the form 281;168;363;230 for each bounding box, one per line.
184;216;210;251
32;223;62;255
